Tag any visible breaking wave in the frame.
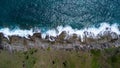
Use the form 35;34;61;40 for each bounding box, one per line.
0;22;120;40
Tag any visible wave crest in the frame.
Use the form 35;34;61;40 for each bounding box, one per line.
0;23;120;41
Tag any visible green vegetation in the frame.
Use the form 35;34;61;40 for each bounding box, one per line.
90;49;101;56
23;48;37;68
0;47;120;68
90;49;101;68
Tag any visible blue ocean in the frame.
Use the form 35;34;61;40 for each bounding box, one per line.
0;0;120;38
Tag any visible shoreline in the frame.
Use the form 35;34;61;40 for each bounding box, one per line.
0;29;120;52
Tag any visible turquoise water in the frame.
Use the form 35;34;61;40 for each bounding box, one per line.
0;0;120;31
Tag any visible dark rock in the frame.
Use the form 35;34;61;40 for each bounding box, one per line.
9;35;24;43
72;34;78;39
56;31;67;43
58;31;67;39
82;31;96;43
66;34;78;43
0;33;4;38
45;35;49;40
49;36;56;42
32;33;42;39
102;43;109;48
110;32;118;42
74;45;80;50
0;29;120;51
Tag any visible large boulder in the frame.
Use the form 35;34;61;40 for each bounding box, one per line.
66;34;80;43
31;33;42;39
56;31;67;43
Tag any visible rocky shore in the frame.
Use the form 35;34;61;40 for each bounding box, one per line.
0;29;120;52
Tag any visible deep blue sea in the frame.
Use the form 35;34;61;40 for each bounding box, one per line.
0;0;120;37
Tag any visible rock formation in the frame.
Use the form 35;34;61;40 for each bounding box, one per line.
0;29;120;52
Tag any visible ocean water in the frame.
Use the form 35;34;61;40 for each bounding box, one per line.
0;0;120;38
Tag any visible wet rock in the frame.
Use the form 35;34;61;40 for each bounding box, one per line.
96;29;119;43
82;31;96;43
66;34;79;43
0;33;4;38
45;35;49;40
0;29;120;51
110;32;118;42
29;33;42;42
49;36;56;42
56;31;67;43
32;33;42;38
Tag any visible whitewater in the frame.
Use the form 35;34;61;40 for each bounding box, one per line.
0;23;120;41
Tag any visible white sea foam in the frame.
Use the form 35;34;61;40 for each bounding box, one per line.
46;23;120;36
0;23;120;40
0;28;34;38
45;23;120;41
